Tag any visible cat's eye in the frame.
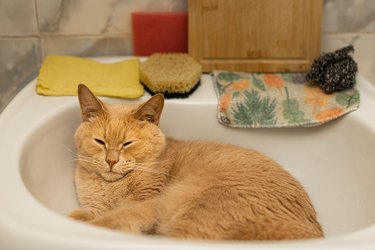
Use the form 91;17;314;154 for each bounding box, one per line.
123;141;133;148
94;138;106;146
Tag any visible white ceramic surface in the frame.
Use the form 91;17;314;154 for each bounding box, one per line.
1;58;375;249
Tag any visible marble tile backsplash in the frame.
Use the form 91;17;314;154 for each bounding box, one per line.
323;0;375;32
0;0;38;36
0;0;374;112
37;0;187;35
41;36;134;57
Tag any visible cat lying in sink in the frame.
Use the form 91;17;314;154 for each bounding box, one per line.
70;84;323;240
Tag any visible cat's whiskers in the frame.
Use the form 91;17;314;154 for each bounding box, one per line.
67;152;101;163
64;146;103;167
64;146;100;163
71;157;104;169
66;155;97;163
64;144;170;177
64;145;100;161
65;157;102;169
63;145;81;158
73;153;97;162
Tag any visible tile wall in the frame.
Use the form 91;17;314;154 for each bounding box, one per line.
0;0;374;112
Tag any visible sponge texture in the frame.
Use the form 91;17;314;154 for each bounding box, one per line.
140;53;202;96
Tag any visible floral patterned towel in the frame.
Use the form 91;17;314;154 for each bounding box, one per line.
213;70;360;128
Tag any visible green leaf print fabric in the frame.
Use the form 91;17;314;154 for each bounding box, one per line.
212;70;360;128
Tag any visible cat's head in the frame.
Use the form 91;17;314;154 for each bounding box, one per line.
75;84;166;182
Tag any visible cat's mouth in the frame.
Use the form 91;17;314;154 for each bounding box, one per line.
100;170;132;182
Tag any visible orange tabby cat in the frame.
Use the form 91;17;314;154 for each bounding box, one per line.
70;84;323;240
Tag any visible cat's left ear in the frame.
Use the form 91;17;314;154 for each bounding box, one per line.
133;94;164;125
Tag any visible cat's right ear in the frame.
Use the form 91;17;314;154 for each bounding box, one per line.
77;84;106;122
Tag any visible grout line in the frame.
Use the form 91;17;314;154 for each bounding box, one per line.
1;32;374;40
322;31;375;35
34;0;40;34
0;34;134;39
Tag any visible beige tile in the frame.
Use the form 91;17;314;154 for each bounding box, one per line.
37;0;187;35
0;0;38;36
356;0;375;32
0;38;42;112
41;36;133;57
322;0;375;33
321;33;375;84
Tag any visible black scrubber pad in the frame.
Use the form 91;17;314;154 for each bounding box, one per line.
306;45;358;94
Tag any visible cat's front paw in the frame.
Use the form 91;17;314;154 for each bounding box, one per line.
69;209;95;222
89;217;141;234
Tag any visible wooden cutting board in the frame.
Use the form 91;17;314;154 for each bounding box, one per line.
188;0;323;72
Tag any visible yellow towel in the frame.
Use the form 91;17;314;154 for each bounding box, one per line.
37;55;144;98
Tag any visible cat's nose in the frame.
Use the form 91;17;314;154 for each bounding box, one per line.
106;158;118;168
106;150;119;168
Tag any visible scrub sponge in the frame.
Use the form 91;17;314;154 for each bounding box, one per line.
306;45;358;94
140;53;202;98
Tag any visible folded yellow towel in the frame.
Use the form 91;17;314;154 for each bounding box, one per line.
37;55;144;98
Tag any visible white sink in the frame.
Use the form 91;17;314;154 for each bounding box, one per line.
1;57;375;249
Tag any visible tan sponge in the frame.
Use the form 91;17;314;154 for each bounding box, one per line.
140;53;202;97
